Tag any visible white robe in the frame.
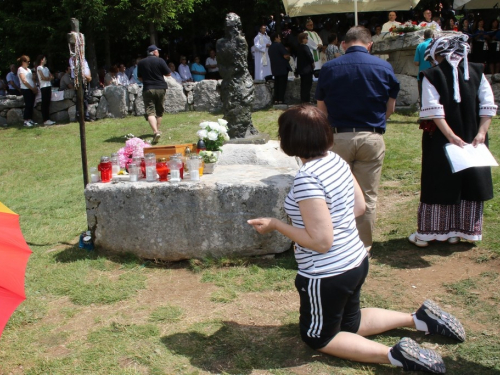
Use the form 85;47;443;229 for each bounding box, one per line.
305;30;323;70
254;33;272;80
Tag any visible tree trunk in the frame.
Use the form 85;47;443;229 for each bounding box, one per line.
104;29;111;68
149;22;156;45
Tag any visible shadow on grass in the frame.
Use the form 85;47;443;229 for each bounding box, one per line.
104;134;152;143
53;244;148;267
372;238;475;269
161;322;500;374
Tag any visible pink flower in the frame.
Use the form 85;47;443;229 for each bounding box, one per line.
116;137;150;168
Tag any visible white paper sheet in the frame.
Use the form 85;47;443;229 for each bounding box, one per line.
444;143;499;173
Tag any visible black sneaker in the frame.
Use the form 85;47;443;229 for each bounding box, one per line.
415;300;466;342
390;337;446;373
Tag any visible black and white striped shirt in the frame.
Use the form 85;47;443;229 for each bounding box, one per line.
284;151;367;278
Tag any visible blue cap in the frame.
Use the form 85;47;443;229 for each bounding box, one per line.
147;45;161;52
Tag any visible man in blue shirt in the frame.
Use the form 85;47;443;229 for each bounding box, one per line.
316;26;400;250
414;29;434;100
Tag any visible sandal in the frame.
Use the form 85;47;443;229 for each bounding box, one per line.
408;232;429;248
447;237;460;244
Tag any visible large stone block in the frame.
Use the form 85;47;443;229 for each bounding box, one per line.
49;110;70;123
0;96;25;111
252;83;272;110
88;103;98;120
96;96;108;119
85;164;296;261
49;99;74;114
127;84;140;95
389;50;419;76
193;80;221;112
103;85;128;118
395;74;418;107
0;116;7;127
164;87;187;113
134;91;145;116
68;105;77;122
6;108;23;125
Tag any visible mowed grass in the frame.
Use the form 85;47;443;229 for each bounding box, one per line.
0;111;499;374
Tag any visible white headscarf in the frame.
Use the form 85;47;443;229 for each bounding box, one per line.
424;34;471;102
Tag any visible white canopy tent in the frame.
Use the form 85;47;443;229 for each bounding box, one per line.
453;0;500;9
282;0;420;25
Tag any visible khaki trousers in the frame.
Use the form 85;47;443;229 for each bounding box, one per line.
331;132;385;247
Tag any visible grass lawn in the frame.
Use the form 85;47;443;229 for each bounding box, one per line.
0;110;499;374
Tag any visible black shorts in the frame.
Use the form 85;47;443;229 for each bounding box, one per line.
295;256;369;350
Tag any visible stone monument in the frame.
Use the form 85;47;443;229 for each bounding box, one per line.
216;13;257;138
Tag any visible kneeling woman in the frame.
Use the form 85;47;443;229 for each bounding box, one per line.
249;105;465;374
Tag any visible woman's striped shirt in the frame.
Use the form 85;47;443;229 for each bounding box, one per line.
284;151;367;278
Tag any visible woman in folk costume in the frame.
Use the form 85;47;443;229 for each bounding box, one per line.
408;34;497;248
254;25;272;80
304;18;324;72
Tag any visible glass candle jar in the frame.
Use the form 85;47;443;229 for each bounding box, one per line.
167;155;183;182
188;155;201;181
128;162;139;182
144;153;157;182
196;139;206;153
98;156;112;183
173;153;184;179
156;158;169;182
110;152;120;177
90;166;99;183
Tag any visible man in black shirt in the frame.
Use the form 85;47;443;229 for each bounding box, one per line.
137;44;171;143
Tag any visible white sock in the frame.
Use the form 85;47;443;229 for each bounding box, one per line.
388;350;403;367
413;313;429;332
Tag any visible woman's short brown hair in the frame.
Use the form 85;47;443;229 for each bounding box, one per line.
17;55;30;64
278;105;333;159
298;32;309;43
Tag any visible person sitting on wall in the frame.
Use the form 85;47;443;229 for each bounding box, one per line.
191;56;206;82
205;49;220;80
104;65;119;86
168;62;183;84
178;56;193;82
59;66;74;91
116;64;130;86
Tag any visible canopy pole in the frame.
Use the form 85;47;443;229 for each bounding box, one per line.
354;0;358;25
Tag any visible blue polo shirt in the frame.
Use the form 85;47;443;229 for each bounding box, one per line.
414;38;433;80
315;46;400;130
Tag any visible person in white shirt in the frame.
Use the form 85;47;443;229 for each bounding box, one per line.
17;55;38;127
304;18;324;72
205;49;220;80
382;11;401;32
116;64;130;86
35;55;55;125
178;56;193;82
168;62;183;84
253;25;272;80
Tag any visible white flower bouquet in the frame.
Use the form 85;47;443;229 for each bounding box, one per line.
197;119;230;151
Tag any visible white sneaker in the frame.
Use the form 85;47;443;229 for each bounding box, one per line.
44;120;56;125
408;232;429;248
28;120;38;126
23;121;33;127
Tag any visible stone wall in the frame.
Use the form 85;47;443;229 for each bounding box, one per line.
2;72;500;126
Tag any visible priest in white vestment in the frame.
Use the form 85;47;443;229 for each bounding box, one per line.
253;25;272;81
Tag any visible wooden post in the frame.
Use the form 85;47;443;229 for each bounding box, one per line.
68;18;89;188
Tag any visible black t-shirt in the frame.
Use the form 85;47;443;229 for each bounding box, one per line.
137;55;171;90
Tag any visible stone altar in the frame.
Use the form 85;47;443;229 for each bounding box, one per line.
85;141;299;261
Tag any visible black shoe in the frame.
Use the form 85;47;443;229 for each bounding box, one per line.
415;300;466;342
390;337;446;373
